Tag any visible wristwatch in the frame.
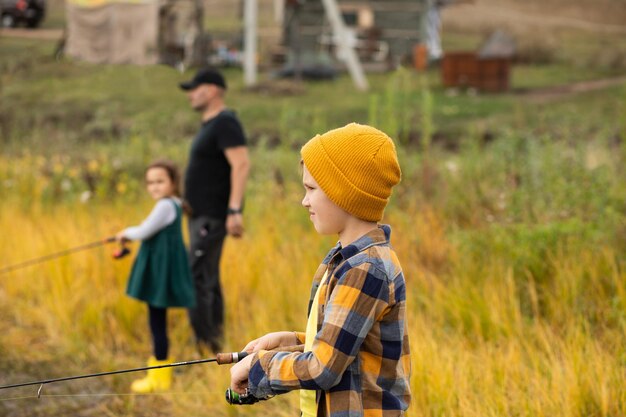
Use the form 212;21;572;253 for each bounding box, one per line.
227;207;242;215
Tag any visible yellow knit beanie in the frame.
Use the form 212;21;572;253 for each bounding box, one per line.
301;123;401;222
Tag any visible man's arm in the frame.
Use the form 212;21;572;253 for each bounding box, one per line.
224;145;250;237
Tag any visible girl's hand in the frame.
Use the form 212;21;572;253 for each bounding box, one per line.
230;354;254;394
243;331;298;353
115;232;128;243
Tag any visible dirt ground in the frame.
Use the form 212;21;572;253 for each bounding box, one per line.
442;0;626;35
0;28;63;40
12;0;626;45
519;75;626;103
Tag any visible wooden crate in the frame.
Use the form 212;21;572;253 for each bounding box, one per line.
476;58;510;92
441;52;510;92
441;52;478;88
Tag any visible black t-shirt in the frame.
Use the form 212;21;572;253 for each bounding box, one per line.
184;110;246;219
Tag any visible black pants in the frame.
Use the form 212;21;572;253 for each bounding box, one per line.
148;305;168;360
187;216;227;351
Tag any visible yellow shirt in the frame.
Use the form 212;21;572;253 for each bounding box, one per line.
299;270;328;417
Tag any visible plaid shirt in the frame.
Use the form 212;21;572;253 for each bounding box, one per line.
249;225;411;417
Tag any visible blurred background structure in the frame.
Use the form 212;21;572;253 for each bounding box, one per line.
4;0;626;90
64;0;205;67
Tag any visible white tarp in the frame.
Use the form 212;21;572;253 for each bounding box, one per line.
65;2;159;65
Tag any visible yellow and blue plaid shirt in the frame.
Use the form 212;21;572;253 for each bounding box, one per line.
248;225;411;417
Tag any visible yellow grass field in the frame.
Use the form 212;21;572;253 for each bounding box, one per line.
1;172;625;416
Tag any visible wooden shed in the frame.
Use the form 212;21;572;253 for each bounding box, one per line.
281;0;427;68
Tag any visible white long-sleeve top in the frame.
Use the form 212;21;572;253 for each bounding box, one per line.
122;197;181;241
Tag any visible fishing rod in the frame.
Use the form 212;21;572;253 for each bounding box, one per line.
0;352;248;398
0;348;296;405
0;237;130;274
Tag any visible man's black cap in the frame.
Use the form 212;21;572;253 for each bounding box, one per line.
179;68;227;91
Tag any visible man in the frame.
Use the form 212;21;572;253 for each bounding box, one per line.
179;68;250;353
423;0;474;63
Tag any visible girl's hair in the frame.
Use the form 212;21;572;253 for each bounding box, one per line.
146;159;182;197
146;159;193;215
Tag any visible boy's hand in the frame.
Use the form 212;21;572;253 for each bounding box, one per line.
230;354;254;394
243;331;298;353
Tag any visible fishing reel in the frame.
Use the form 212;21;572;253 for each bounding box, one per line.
225;388;270;405
111;246;131;259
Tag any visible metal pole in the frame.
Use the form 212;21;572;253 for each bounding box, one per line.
320;0;368;91
243;0;258;87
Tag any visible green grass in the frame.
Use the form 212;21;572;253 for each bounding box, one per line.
2;37;624;155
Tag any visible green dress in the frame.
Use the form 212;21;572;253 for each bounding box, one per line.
126;199;195;308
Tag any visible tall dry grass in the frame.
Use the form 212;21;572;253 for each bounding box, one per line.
1;170;625;416
1;81;626;414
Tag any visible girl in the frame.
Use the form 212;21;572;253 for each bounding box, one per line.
116;159;195;393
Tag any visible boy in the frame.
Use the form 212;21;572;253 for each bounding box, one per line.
230;123;411;417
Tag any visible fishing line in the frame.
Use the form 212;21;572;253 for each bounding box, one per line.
0;395;38;401
0;391;225;402
39;391;216;397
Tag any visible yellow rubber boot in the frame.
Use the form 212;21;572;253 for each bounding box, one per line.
130;357;173;393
